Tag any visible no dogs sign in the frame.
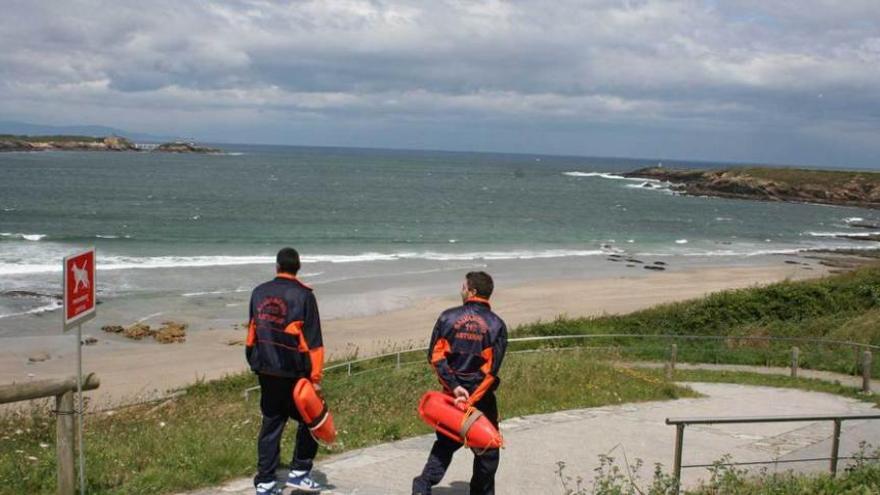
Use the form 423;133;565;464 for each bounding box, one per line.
63;248;96;330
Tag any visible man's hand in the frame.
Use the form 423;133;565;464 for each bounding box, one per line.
453;386;470;405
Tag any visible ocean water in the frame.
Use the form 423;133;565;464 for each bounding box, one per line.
1;145;879;321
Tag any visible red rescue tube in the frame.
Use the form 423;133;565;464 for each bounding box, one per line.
418;391;503;450
293;378;337;444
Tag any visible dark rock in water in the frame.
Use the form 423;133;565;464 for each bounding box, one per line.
644;265;666;271
1;290;62;300
607;258;622;262
155;141;222;153
82;335;98;346
626;264;635;268
784;260;800;265
101;325;124;333
654;261;667;266
608;254;623;258
626;259;644;264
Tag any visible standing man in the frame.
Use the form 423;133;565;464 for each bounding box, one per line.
247;247;325;494
413;271;508;495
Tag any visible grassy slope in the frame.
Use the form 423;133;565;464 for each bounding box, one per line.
514;265;880;375
733;166;880;188
0;351;690;495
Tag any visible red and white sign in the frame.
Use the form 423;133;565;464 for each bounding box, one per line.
63;248;96;330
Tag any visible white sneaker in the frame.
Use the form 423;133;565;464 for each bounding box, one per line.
287;470;323;493
255;481;283;495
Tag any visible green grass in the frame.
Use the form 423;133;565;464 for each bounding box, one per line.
730;166;880;189
0;350;691;495
514;265;880;376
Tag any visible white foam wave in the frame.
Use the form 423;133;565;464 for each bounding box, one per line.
0;250;608;276
675;239;688;244
0;300;63;319
844;217;865;224
0;233;46;241
181;288;250;297
563;171;646;181
807;231;880;238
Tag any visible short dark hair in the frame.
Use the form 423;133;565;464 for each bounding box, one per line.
276;247;301;274
466;271;494;298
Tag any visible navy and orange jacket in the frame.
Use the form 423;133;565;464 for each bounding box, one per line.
246;273;324;382
428;297;508;405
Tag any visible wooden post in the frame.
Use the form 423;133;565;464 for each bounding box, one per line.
56;391;75;495
790;347;799;378
666;343;677;379
862;351;872;394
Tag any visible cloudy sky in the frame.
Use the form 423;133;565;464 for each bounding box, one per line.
2;0;879;167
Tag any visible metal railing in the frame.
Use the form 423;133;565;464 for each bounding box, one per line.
0;373;100;495
665;413;880;493
242;333;879;399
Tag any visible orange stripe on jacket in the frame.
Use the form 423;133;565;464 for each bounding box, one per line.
430;338;456;390
469;347;495;404
283;320;309;352
309;347;325;383
283;320;323;382
246;319;256;347
431;337;451;365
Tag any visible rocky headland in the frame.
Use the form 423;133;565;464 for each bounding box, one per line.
0;135;222;153
624;166;880;210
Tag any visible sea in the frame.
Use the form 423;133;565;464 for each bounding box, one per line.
1;145;879;333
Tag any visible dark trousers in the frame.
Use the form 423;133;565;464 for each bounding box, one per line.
254;374;319;486
412;392;501;495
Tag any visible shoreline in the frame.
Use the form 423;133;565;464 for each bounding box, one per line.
0;258;831;407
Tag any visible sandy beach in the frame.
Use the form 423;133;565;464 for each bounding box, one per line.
0;260;826;407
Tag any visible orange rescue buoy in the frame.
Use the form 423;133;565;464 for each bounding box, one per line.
417;391;503;450
293;378;337;444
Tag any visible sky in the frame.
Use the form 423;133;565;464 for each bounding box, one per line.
1;0;879;168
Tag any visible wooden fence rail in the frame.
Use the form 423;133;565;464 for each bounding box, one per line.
0;373;100;495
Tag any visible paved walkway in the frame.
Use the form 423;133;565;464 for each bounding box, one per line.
626;360;867;389
185;382;880;495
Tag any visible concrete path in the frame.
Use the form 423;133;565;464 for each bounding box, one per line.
628;360;867;389
185;382;880;495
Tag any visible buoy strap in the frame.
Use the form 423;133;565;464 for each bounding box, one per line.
459;407;484;443
305;401;329;430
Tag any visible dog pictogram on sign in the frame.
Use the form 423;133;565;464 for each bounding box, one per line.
63;249;96;330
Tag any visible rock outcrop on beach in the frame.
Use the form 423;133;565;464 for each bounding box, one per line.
0;135;222;153
102;321;187;343
624;167;880;209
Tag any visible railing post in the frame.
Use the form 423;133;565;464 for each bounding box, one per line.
790;346;799;378
830;418;842;476
666;343;677;379
56;390;75;495
347;362;352;376
673;423;684;493
862;351;872;394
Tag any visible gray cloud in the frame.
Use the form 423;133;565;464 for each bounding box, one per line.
1;0;878;166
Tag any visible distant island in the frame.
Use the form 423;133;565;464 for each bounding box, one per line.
625;166;880;211
0;135;222;153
